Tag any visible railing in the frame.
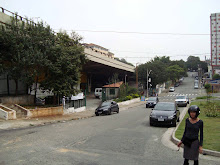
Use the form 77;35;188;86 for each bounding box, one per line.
0;6;37;25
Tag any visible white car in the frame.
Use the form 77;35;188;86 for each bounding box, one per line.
175;95;189;107
169;87;175;92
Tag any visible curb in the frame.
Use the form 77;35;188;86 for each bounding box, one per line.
171;106;220;157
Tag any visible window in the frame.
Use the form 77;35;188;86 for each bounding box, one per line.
110;88;115;95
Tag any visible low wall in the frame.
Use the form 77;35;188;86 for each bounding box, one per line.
0;95;34;105
29;106;63;118
15;104;31;117
118;98;140;106
0;104;16;120
64;106;86;114
0;108;8;120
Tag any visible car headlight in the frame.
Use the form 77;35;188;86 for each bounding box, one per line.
168;115;174;119
150;114;156;118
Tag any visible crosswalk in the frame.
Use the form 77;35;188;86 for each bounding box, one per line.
158;93;198;101
166;93;198;97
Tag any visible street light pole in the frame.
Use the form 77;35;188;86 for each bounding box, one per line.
146;69;152;98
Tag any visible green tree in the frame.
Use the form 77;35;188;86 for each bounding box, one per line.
40;31;86;98
212;74;220;80
166;65;185;84
0;15;29;95
186;56;200;71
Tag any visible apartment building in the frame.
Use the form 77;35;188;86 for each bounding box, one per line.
211;13;220;74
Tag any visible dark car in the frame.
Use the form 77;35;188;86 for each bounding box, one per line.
174;82;180;87
149;102;180;127
146;97;159;108
95;101;119;116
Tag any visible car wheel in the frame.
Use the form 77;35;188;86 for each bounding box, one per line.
172;121;177;127
117;108;119;113
150;122;153;126
146;105;148;108
108;109;112;115
95;113;99;116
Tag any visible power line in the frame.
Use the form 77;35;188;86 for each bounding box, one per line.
59;29;210;36
112;51;210;56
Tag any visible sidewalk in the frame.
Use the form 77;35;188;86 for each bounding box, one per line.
161;103;220;158
0;100;145;130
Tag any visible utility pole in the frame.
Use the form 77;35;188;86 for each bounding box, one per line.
146;69;152;98
136;63;138;89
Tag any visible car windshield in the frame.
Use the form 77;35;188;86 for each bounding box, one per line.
154;103;174;111
148;97;156;101
176;96;185;99
100;102;111;107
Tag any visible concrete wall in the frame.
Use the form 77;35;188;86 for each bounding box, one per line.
0;108;8;120
0;104;16;120
118;98;140;106
0;95;34;105
29;106;63;118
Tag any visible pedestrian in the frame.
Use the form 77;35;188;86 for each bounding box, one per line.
62;96;66;109
177;105;203;165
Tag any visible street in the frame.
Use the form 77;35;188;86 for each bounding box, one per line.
0;74;219;165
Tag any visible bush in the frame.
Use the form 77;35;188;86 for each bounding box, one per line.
204;102;219;117
132;93;140;98
126;95;132;100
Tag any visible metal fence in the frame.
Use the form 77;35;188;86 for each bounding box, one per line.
64;98;86;109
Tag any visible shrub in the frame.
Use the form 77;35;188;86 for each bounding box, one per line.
126;95;132;100
132;93;140;98
204;102;219;117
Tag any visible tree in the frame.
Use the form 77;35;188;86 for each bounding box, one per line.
115;58;134;66
138;56;170;88
40;31;86;98
166;65;185;84
0;15;29;95
186;56;200;71
0;14;86;104
212;74;220;80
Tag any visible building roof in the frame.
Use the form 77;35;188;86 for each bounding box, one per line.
102;81;123;88
83;43;108;51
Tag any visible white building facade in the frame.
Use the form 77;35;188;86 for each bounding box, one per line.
211;13;220;74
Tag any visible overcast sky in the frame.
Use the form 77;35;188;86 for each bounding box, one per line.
1;0;220;65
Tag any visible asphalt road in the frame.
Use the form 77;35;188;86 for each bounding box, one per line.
0;74;219;165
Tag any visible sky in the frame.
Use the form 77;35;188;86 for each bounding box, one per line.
1;0;220;65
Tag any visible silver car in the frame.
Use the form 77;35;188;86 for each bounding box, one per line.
175;95;189;107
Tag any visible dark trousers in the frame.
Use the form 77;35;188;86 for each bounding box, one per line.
184;159;198;165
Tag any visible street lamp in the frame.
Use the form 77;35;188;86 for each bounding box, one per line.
136;63;140;89
147;69;152;98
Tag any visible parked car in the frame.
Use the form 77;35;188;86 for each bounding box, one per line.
95;101;119;116
174;82;180;87
175;95;189;107
194;83;199;89
169;87;175;92
95;88;102;98
149;102;180;127
146;97;159;108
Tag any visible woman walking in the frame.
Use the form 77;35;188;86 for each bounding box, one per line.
177;105;203;165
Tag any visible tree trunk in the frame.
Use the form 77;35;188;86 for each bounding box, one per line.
14;79;18;96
